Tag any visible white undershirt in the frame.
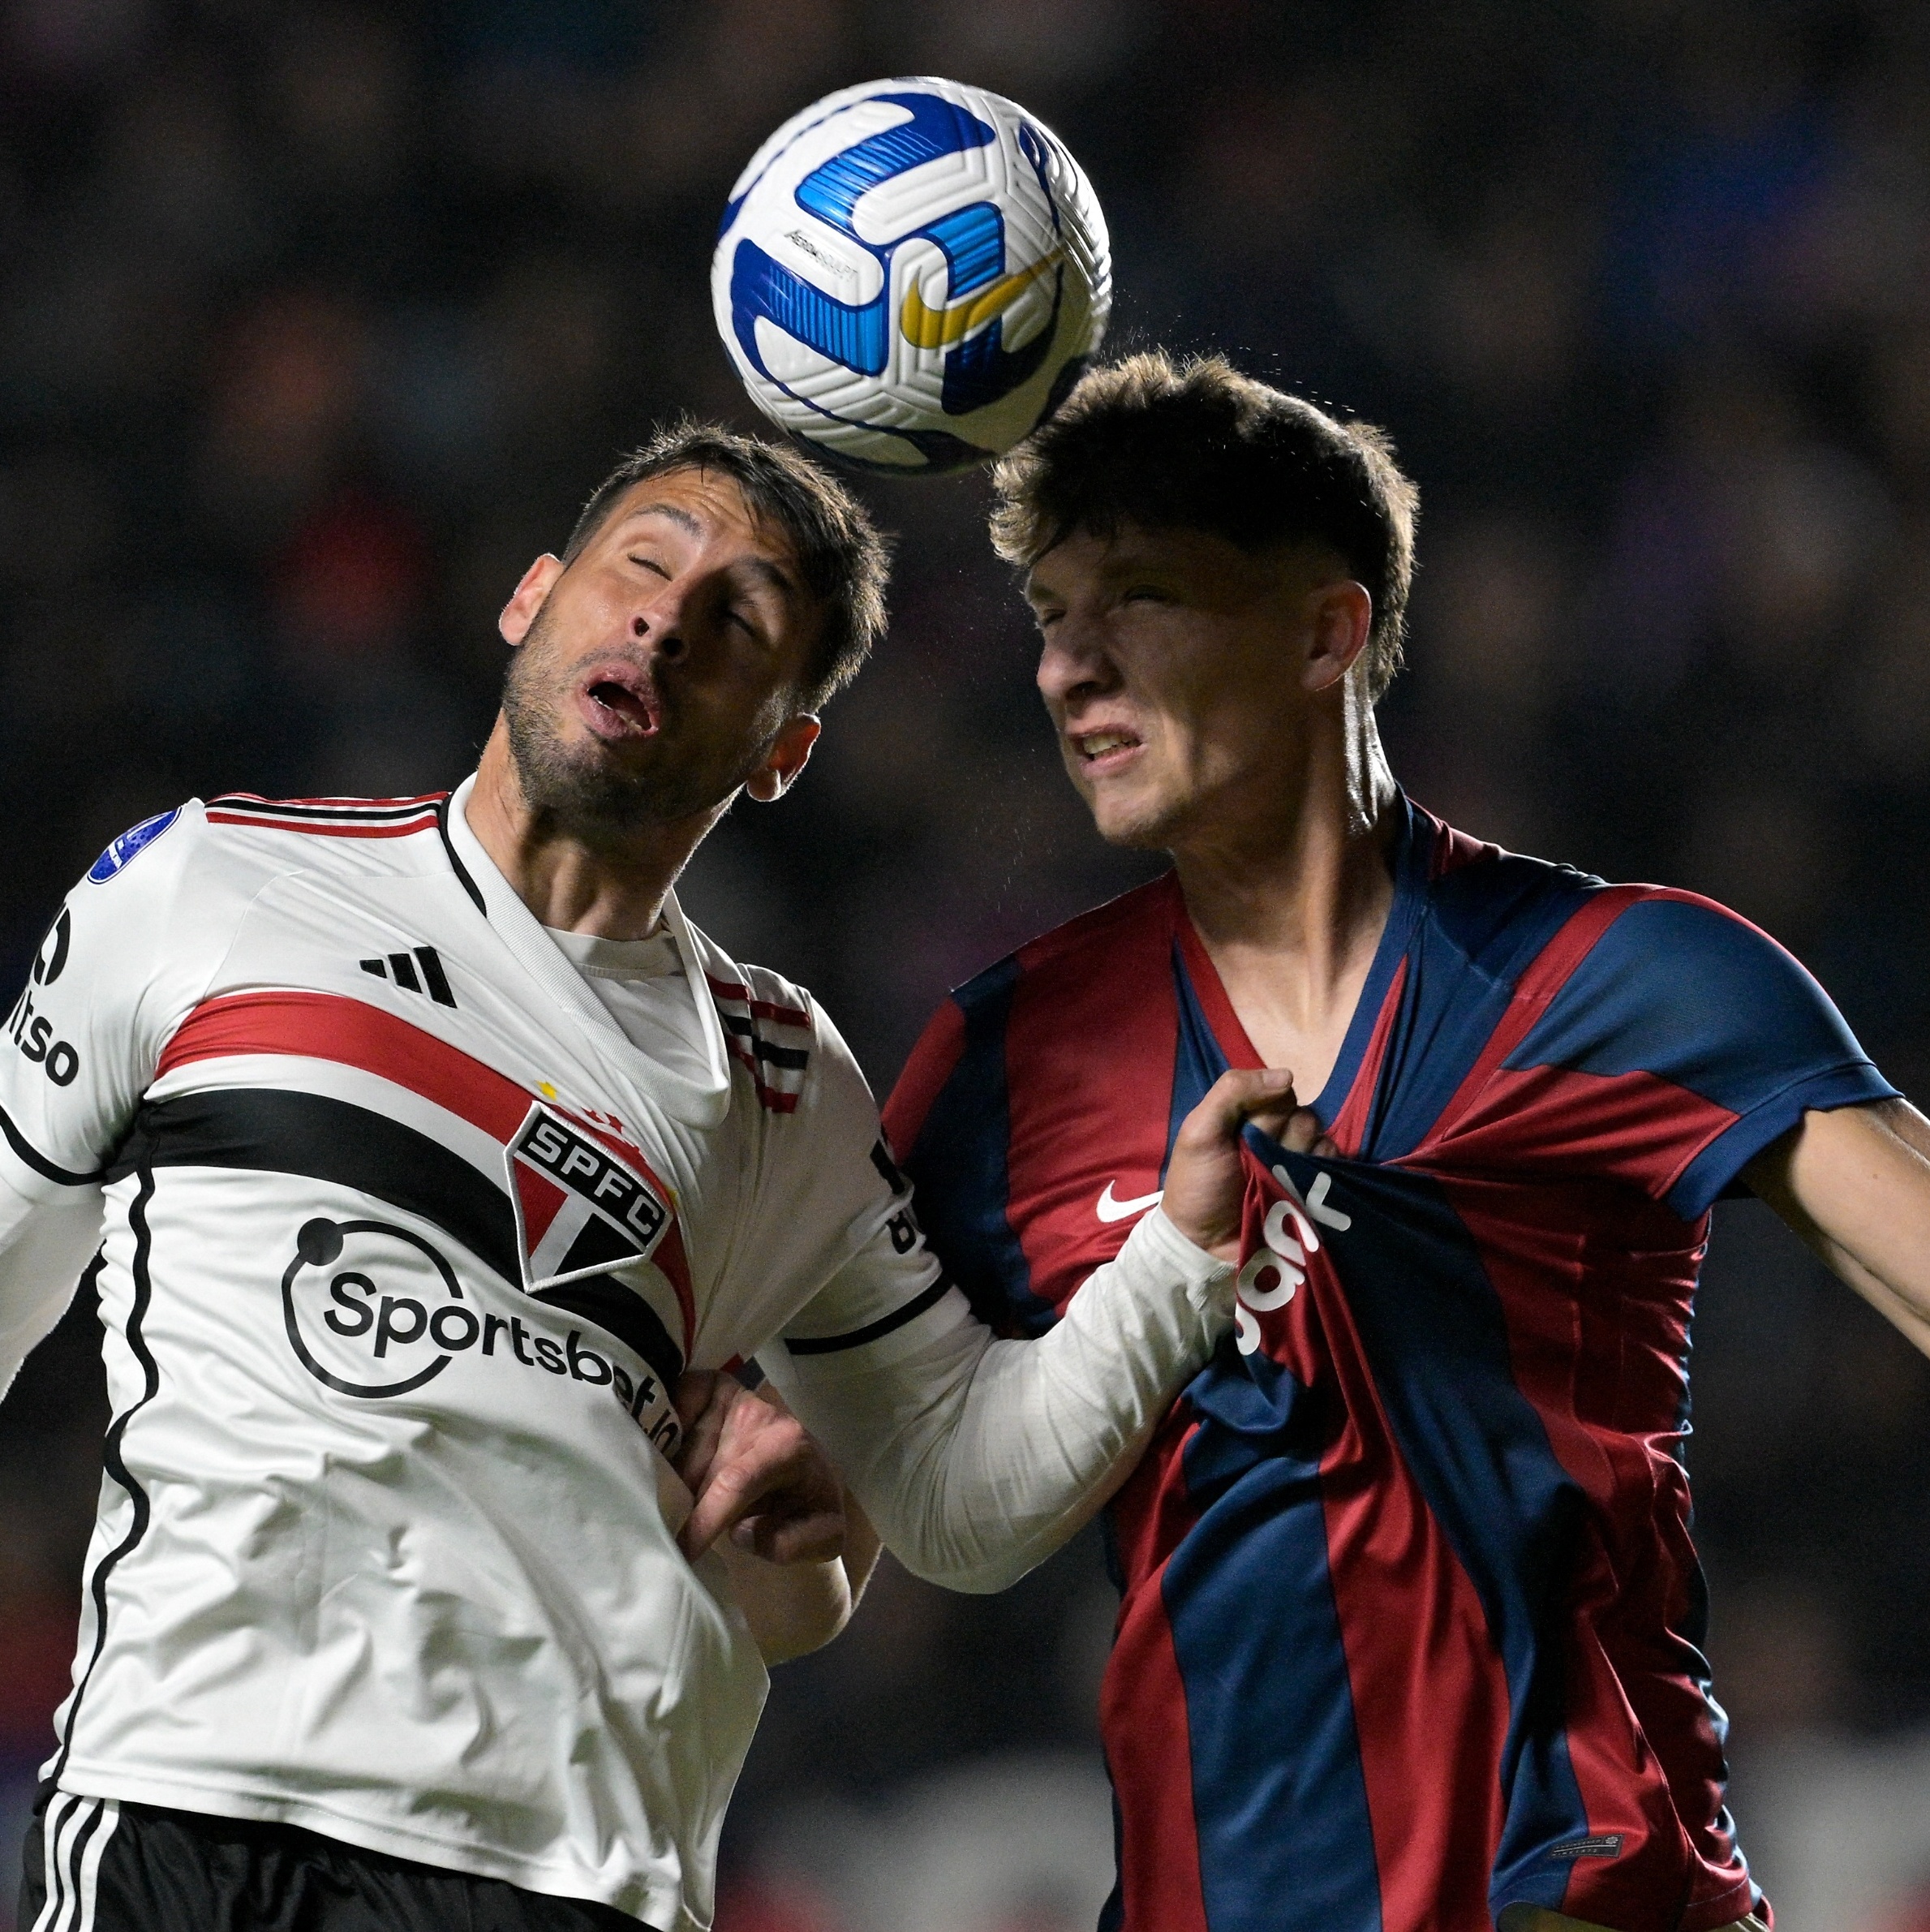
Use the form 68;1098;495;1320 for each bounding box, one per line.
542;924;714;1089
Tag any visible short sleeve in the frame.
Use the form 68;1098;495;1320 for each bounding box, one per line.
2;804;212;1193
0;803;226;1393
1497;893;1897;1218
882;963;1051;1338
724;984;955;1365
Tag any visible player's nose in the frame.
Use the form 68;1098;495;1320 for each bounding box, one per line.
1036;623;1120;712
628;582;691;665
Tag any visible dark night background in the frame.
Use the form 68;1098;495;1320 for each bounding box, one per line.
3;2;1930;1926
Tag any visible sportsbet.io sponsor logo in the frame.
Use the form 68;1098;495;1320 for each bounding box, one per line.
280;1216;679;1449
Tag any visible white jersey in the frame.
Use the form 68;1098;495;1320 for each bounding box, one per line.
0;780;1232;1931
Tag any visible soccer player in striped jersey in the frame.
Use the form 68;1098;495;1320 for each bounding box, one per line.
885;352;1930;1932
0;423;1266;1932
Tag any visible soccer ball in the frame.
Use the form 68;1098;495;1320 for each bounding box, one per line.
711;77;1111;474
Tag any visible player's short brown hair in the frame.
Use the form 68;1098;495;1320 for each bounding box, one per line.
565;421;892;712
990;352;1419;703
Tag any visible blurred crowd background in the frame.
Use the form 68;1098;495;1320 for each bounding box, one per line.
3;0;1930;1926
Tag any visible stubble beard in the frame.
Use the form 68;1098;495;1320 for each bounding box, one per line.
500;604;753;841
1072;756;1188;854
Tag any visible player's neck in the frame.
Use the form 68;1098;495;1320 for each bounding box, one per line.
465;721;723;940
1171;714;1399;1086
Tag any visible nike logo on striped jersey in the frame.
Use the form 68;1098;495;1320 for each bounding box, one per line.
1096;1181;1163;1223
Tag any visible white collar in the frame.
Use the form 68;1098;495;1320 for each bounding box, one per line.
445;773;733;1125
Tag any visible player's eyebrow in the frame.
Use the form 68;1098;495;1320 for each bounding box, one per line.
735;553;797;597
620;501;703;536
617;502;797;596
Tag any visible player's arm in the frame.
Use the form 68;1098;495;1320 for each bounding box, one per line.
0;931;110;1396
685;1069;1310;1596
673;1374;883;1663
1745;1099;1930;1356
708;1487;882;1664
0;813;211;1400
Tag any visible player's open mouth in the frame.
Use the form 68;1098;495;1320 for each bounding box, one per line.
577;667;661;742
1073;729;1141;771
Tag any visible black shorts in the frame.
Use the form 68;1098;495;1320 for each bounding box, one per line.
19;1789;655;1932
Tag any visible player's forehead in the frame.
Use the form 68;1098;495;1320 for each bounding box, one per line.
591;470;805;591
1024;521;1288;602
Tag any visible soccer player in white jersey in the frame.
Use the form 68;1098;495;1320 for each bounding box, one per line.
0;422;1299;1932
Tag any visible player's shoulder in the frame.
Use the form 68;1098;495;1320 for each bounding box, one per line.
1532;882;1827;1033
84;791;457;905
1415;801;1805;993
887;874;1180;1152
63;790;461;962
951;872;1182;1014
673;910;832;1120
196;790;453;870
64;796;230;927
1414;807;1601;955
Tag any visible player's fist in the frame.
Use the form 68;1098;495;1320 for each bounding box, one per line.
1161;1069;1335;1262
672;1373;847;1565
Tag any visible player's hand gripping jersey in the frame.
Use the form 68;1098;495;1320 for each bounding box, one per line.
0;781;1232;1932
887;794;1896;1932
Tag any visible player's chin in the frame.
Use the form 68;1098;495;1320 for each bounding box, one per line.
1084;788;1184;852
1065;764;1149;842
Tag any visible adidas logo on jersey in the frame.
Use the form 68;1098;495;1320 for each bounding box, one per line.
360;946;457;1008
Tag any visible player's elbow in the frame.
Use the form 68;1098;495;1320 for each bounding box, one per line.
884;1529;1055;1596
753;1590;853;1664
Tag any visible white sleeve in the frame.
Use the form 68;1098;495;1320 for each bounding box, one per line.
761;1205;1232;1594
0;1168;106;1400
0;805;212;1398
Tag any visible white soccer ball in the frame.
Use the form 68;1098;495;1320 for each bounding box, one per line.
711;77;1112;473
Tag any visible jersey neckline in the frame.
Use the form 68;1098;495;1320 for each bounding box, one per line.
1168;790;1432;1134
443;774;735;1125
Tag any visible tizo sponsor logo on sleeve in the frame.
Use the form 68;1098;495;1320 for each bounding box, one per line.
87;807;180;884
281;1216;680;1448
7;914;80;1088
33;909;71;988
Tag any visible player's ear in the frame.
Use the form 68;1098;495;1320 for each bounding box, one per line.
1301;579;1373;694
501;556;565;648
744;715;822;803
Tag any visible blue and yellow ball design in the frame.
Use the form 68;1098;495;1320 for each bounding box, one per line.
712;77;1112;473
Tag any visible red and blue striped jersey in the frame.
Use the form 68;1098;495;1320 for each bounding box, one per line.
883;796;1896;1932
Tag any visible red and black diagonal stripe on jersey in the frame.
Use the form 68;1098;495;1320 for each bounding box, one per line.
204;793;447;840
133;990;694;1385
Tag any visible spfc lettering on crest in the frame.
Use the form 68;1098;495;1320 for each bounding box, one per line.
509;1103;671;1289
